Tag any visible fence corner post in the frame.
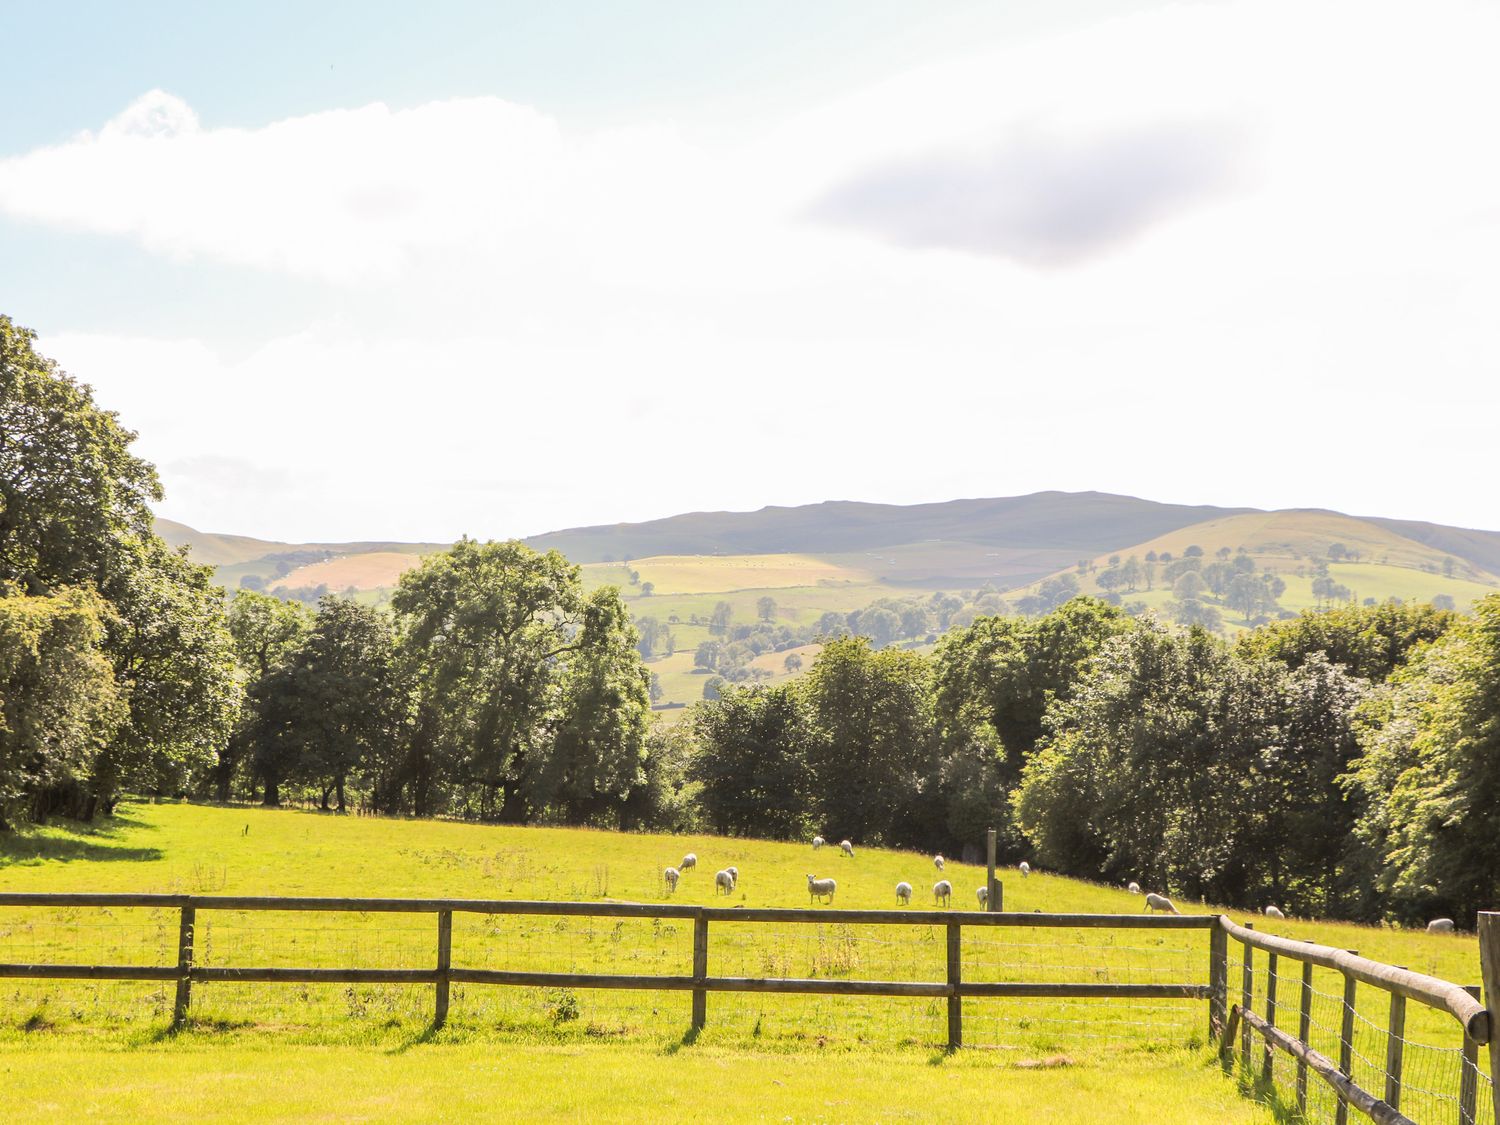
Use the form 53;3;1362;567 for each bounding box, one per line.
946;919;962;1050
1477;913;1500;1125
172;900;195;1028
434;908;452;1028
1336;950;1359;1125
1461;984;1481;1125
1383;966;1406;1111
1209;918;1227;1042
691;909;708;1033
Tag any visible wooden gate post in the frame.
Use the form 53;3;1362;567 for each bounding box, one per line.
1336;951;1359;1125
1240;922;1254;1073
1296;954;1313;1114
1209;920;1227;1041
1263;951;1279;1084
172;902;195;1027
946;920;962;1050
691;910;709;1033
1460;984;1481;1125
1383;967;1406;1111
1478;913;1500;1125
434;909;452;1028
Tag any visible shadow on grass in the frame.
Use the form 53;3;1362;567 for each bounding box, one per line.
0;811;163;866
659;1027;700;1056
1218;1048;1304;1124
385;1023;446;1055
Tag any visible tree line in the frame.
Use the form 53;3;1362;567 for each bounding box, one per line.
5;315;1497;924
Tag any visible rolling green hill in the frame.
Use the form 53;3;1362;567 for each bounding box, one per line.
157;493;1500;705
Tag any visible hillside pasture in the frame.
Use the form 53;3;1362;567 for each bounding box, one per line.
273;549;430;593
3;802;1491;1122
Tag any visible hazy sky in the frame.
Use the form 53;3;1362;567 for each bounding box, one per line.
3;0;1497;542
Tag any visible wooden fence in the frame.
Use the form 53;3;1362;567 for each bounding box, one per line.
1215;912;1500;1125
0;892;1213;1048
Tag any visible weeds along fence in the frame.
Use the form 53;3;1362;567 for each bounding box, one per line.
1215;913;1500;1125
0;893;1214;1051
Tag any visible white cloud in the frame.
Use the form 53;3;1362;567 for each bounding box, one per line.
6;0;1500;540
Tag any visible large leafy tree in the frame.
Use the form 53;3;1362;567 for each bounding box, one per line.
0;316;160;596
1;316;238;820
1346;595;1500;924
527;587;652;823
1239;601;1453;683
691;683;811;839
250;597;401;811
215;592;313;800
803;636;937;847
0;587;123;828
933;597;1127;786
391;538;646;822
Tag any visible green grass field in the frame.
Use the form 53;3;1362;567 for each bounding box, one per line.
2;802;1492;1122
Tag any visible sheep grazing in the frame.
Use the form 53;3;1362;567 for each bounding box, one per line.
807;874;836;904
812;836;825;850
976;886;988;907
726;866;738;881
715;869;736;895
895;881;913;905
680;853;697;871
663;867;680;893
1127;881;1141;895
934;880;953;907
1144;892;1179;915
1018;861;1030;878
840;840;854;857
1263;905;1285;919
933;854;945;870
1428;918;1456;934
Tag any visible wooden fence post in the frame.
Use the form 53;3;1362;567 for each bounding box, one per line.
172;902;195;1027
1383;966;1405;1112
946;920;962;1050
1296;954;1314;1115
1460;984;1481;1125
1263;950;1279;1084
1336;951;1359;1125
1241;922;1255;1073
434;909;452;1028
1478;913;1500;1125
986;828;998;913
1209;920;1227;1041
691;910;708;1033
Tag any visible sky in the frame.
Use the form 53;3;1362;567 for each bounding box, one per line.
2;0;1497;543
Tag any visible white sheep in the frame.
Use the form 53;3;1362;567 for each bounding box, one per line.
895;881;913;905
726;866;738;882
715;869;736;895
1018;861;1030;878
1428;917;1456;934
663;866;680;893
840;839;854;857
1263;905;1285;919
807;874;836;904
680;853;697;871
812;836;825;850
1127;881;1141;895
934;879;953;907
976;886;988;907
1145;892;1179;915
933;854;945;870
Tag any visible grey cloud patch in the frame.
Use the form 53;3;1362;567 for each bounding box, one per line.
807;121;1245;266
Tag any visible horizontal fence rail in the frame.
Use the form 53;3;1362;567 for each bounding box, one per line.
0;893;1216;1046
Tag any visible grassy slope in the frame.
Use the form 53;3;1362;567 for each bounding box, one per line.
0;802;1290;1123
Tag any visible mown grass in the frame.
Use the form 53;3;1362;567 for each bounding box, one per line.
0;802;1485;1122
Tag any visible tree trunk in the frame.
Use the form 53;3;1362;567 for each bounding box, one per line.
262;776;280;807
335;773;346;814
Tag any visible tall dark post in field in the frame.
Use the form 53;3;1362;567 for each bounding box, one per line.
173;903;195;1027
985;828;999;912
1208;920;1227;1041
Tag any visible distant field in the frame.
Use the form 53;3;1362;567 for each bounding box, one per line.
275;550;429;592
3;801;1489;1122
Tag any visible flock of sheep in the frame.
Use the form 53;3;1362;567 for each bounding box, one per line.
661;845;1462;933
